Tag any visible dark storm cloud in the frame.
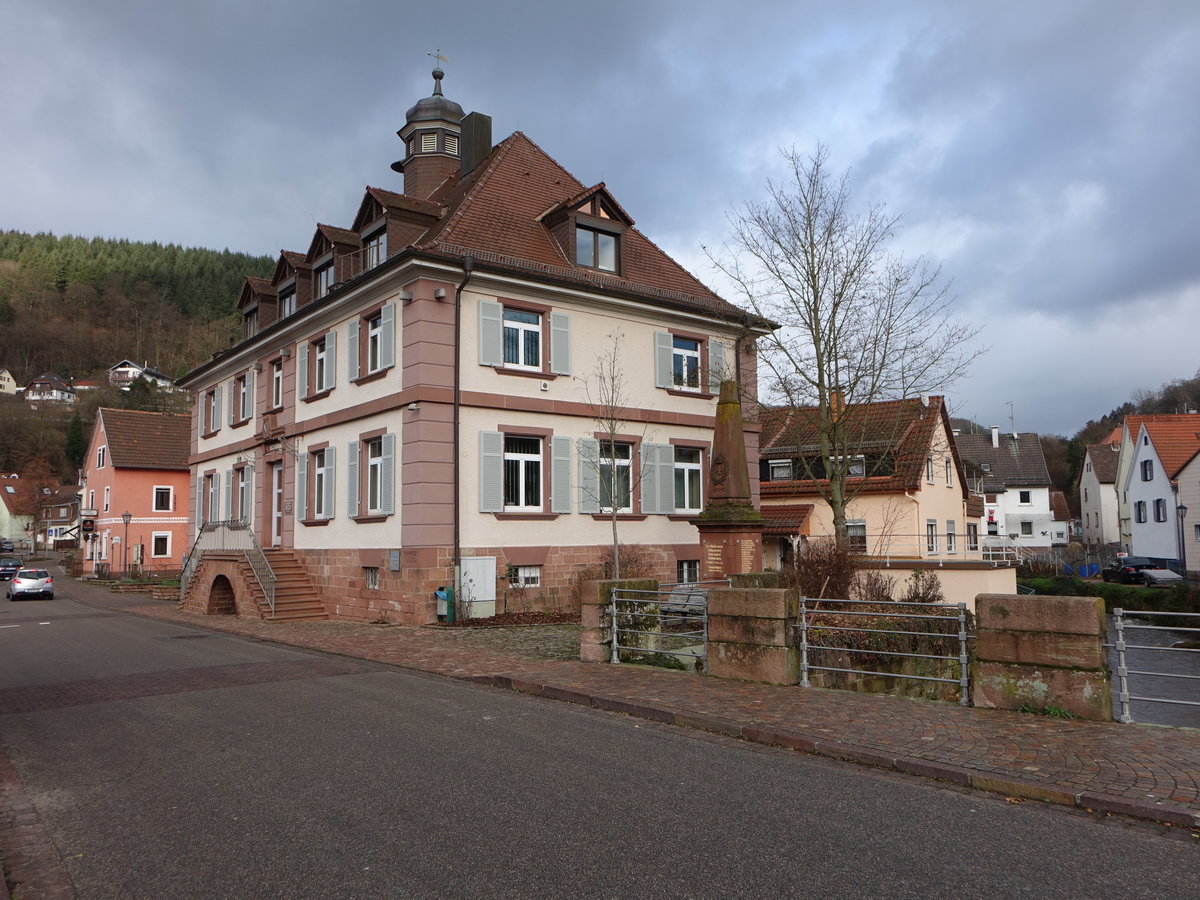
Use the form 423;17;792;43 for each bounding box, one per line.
1;0;1197;433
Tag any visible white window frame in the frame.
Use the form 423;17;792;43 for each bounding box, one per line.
676;560;700;583
236;374;250;421
1141;459;1154;481
314;337;328;391
503;435;543;512
364;229;387;269
235;467;249;521
846;520;867;553
366;312;384;374
946;520;957;553
366;437;384;515
1019;490;1032;505
674;446;703;514
96;446;107;468
671;336;701;391
271;360;284;408
599;441;633;514
153;486;173;512
926;520;938;554
1154;498;1168;523
502;308;542;371
312;449;328;519
1020;520;1034;536
967;522;980;552
316;262;335;298
103;485;110;512
279;289;297;318
510;565;541;588
768;460;793;481
151;532;171;558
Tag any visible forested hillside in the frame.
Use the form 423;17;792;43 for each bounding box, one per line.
0;230;273;382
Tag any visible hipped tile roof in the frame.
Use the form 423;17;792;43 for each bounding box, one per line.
759;396;959;496
99;409;190;470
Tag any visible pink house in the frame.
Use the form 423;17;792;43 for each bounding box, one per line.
80;409;190;577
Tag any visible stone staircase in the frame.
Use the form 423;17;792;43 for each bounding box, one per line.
260;549;329;622
180;548;329;622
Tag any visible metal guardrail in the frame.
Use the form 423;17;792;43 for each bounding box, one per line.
1108;609;1200;724
179;520;277;615
796;598;972;706
608;581;728;672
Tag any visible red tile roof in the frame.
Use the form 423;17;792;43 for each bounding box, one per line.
1050;490;1072;521
760;504;813;535
760;396;960;496
99;409;190;470
1134;416;1200;479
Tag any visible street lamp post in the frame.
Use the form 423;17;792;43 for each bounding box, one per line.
121;511;132;579
1177;503;1188;579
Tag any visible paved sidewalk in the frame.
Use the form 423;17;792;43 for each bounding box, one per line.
59;575;1200;830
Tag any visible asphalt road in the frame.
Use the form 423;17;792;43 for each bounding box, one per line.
1;589;1196;899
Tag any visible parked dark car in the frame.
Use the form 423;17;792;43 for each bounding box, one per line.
0;540;14;553
0;556;22;581
1101;557;1156;584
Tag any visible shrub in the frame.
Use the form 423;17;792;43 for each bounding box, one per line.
900;570;944;605
777;537;857;599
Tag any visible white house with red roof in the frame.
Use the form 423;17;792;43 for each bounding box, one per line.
1117;415;1200;564
176;69;771;624
1078;436;1121;547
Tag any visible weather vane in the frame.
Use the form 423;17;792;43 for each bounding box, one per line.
428;49;448;67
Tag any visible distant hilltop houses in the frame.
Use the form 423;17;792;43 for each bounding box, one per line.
3;361;178;406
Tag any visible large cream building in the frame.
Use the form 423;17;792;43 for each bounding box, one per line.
178;70;769;624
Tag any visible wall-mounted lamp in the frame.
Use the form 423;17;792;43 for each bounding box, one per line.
279;348;292;359
407;402;420;411
434;288;446;300
252;363;263;372
399;290;414;301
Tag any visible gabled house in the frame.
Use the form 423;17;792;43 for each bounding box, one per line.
758;395;1013;608
1078;437;1121;546
79;408;191;577
0;369;19;395
0;474;34;546
177;69;770;623
39;486;80;549
24;372;76;405
1116;416;1200;564
955;427;1056;553
108;360;175;391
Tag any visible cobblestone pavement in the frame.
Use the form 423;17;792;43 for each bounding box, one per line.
26;574;1200;837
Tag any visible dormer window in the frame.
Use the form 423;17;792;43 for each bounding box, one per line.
576;226;617;272
315;263;335;298
364;229;387;270
279;288;297;318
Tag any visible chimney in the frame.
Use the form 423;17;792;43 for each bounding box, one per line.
830;388;844;415
459;112;492;177
990;425;1000;449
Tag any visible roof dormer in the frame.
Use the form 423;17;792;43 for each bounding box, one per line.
540;184;633;275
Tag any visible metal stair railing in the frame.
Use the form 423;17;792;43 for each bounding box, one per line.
178;520;277;615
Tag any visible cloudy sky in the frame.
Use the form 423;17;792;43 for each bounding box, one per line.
2;1;1197;436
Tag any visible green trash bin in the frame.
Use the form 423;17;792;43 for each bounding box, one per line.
436;586;455;623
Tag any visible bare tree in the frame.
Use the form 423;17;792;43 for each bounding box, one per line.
709;144;984;542
577;330;653;580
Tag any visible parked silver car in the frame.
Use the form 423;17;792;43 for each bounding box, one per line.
7;568;53;600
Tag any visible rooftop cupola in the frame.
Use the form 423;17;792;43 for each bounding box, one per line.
392;67;465;199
